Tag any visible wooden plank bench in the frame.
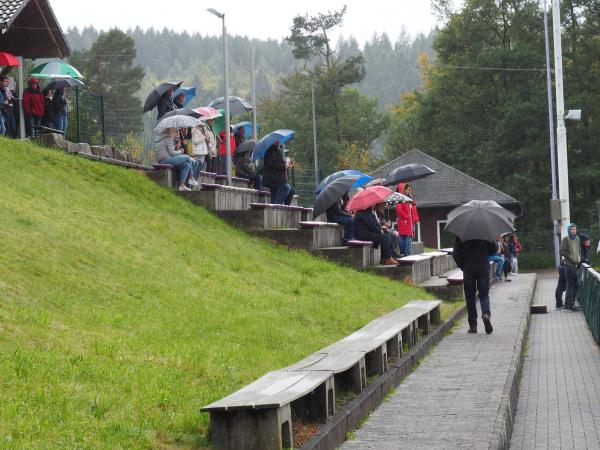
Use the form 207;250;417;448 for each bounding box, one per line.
315;240;381;269
214;173;253;189
182;184;261;211
441;247;454;255
446;269;464;285
396;254;433;283
201;300;441;450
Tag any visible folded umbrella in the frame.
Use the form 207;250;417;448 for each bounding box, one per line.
172;86;196;107
312;176;361;218
144;81;183;113
445;200;514;243
251;129;295;161
346;186;394;212
154;115;201;132
46;78;84;90
384;163;436;187
208;96;254;117
316;170;373;194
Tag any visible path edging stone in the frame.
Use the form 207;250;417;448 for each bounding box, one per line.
300;304;467;450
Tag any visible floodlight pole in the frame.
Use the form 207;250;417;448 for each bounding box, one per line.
310;77;319;187
251;45;257;140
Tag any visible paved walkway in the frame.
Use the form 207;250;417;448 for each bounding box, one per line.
340;273;536;450
510;273;600;449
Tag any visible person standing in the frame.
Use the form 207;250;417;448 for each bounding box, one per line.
396;183;419;256
22;78;44;137
263;142;294;205
560;223;581;311
510;234;522;274
0;76;17;137
453;237;498;334
204;118;218;173
52;88;68;134
41;88;57;129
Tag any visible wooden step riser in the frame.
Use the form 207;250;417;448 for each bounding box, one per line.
430;255;457;277
216;210;304;230
257;228;343;250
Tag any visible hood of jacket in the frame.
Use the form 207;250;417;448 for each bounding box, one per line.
567;223;577;240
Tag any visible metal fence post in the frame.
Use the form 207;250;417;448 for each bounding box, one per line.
75;86;81;143
100;93;106;145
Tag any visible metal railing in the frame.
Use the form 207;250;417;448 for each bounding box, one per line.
578;263;600;345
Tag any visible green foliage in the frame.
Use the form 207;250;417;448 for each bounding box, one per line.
0;138;429;448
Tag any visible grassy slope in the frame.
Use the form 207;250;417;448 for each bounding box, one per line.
0;138;431;449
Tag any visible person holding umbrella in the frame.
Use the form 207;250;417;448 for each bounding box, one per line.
263;142;294;205
154;126;200;192
354;202;397;266
52;87;69;134
234;141;262;190
396;183;419;256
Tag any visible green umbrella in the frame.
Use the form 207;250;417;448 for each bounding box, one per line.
30;61;83;79
212;108;226;134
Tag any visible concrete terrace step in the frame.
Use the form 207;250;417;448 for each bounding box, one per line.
314;245;381;270
420;276;464;300
256;226;343;250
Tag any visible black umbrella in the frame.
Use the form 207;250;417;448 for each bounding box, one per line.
46;78;84;90
384;163;436;187
313;176;360;218
208;96;254;116
160;108;201;120
445;200;514;243
144;81;183;113
234;140;256;155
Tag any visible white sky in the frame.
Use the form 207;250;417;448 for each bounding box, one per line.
50;0;452;46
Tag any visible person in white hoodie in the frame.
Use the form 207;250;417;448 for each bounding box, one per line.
191;123;209;172
155;128;199;191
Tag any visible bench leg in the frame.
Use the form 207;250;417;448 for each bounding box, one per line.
292;376;335;422
366;343;388;377
209;405;292;450
347;357;366;393
418;312;431;335
431;306;441;326
386;333;401;359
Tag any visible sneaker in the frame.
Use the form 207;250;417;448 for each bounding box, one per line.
468;325;477;334
178;185;192;192
187;179;199;186
482;314;493;334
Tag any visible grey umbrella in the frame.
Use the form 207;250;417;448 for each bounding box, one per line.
144;81;183;113
384;163;436;187
154;115;201;132
313;176;360;218
160;108;202;120
208;96;254;116
234;140;256;155
46;78;84;90
445;200;514;242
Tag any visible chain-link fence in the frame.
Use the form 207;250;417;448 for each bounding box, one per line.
65;87;104;145
290;167;319;207
578;265;600;345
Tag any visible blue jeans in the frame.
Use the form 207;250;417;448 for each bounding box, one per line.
219;155;227;175
159;154;193;183
190;157;201;180
55;114;67;134
242;173;263;191
463;269;491;326
26;114;41;137
272;183;294;205
489;255;504;279
331;214;354;242
399;235;412;255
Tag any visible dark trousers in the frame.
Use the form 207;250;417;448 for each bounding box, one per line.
331;214;354;242
463;269;491;326
25;114;42;137
374;233;393;260
564;263;578;307
205;156;217;173
555;264;566;307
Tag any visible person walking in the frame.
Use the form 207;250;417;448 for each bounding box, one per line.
453;237;498;334
559;223;581;311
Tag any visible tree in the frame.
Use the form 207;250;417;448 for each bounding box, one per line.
69;29;145;141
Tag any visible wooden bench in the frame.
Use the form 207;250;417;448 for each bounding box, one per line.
214;173;253;189
182;184;261;211
424;251;457;276
446;269;464;285
250;203;312;222
202;300;441;450
396;254;433;283
257;222;343;250
441;247;454;255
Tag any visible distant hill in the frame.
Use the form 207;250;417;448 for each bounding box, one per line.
66;27;435;109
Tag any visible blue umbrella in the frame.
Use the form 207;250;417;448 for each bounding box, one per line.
173;86;196;107
315;170;373;194
233;121;261;138
252;129;295;161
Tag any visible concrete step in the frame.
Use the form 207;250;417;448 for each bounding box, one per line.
420;277;464;300
366;264;413;282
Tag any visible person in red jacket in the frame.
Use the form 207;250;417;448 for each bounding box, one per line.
396;182;420;255
217;126;236;175
22;78;44;137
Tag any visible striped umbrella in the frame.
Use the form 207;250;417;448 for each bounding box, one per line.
30;62;83;79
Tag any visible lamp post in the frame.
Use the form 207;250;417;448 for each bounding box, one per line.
251;45;258;140
207;8;231;185
301;71;319;188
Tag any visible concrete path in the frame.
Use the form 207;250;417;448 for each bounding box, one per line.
510;273;600;449
340;273;536;450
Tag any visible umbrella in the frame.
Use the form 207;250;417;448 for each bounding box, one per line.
144;81;183;113
384;192;413;206
194;106;222;121
346;186;394;212
384;163;436;187
316;170;373;194
172;86;196;107
234;140;256;155
313;176;361;218
0;51;20;67
46;78;84;90
364;178;385;187
445;200;514;243
233;121;260;138
160;107;202;120
154;115;201;132
251;129;295;161
208;96;254;116
30;61;83;79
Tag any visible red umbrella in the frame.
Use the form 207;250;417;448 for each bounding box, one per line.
346;186;394;212
0;52;20;67
194;106;222;121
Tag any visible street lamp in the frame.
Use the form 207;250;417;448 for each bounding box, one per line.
301;71;319;188
207;8;232;185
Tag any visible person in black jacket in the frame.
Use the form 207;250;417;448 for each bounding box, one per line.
157;88;176;119
326;199;354;243
41;88;57;129
263;142;294;205
354;205;397;265
453;237;498;334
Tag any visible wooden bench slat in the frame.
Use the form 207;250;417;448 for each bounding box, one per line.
298;221;341;229
423;251;448;258
397;254;433;264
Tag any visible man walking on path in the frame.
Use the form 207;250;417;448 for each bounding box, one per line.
560;223;581;311
453;237;498;334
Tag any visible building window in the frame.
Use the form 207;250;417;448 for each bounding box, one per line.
437;220;454;249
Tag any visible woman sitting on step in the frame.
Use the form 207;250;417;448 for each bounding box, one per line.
155;127;200;192
354;202;398;266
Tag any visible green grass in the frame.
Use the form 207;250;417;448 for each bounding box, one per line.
0;138;431;449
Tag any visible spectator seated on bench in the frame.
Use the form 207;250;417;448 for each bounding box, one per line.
326;199;354;244
354;204;397;266
154;127;200;192
234;150;263;190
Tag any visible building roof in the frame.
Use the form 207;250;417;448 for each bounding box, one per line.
0;0;70;58
370;149;519;208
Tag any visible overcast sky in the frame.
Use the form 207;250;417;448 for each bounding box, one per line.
51;0;456;46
